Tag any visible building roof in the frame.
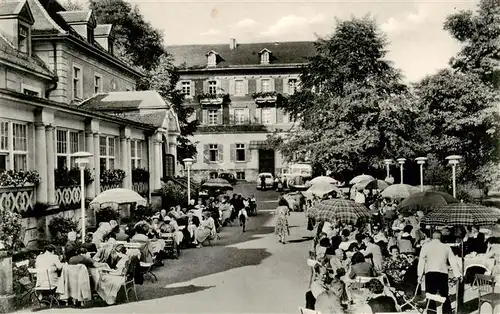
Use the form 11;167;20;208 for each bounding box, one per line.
58;10;93;24
0;33;54;78
121;111;168;127
94;24;112;37
0;1;25;16
166;41;316;69
79;91;170;111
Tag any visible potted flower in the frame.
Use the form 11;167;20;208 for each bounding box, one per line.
197;93;229;105
0;170;41;187
100;169;126;186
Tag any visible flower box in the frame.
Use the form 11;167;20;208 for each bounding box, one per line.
197;93;230;105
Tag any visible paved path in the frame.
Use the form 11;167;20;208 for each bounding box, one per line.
28;185;314;313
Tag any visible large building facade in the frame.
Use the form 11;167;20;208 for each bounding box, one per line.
167;39;315;182
0;0;179;245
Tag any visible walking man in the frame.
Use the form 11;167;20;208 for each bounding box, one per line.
238;206;249;232
417;231;461;313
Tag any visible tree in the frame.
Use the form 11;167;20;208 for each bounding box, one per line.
62;0;83;10
89;0;165;71
444;0;500;85
271;16;419;180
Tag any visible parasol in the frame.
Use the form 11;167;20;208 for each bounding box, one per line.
307;176;339;187
422;203;500;227
307;199;371;225
349;174;375;185
201;178;233;191
380;184;419;199
356;179;391;191
90;188;147;206
398;191;459;215
303;181;341;199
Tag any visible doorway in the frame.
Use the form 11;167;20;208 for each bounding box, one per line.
258;149;275;174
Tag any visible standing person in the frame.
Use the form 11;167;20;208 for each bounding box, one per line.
238;206;249;232
417;231;461;314
260;175;267;191
274;198;290;244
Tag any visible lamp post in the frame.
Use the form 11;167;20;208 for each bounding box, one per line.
72;152;93;242
383;159;394;179
396;158;406;184
415;157;428;192
183;158;194;206
445;155;461;198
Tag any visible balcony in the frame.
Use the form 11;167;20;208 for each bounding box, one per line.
0;185;36;213
252;92;287;107
197;93;230;106
197;124;268;134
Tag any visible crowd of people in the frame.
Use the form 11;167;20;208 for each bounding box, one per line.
304;190;500;314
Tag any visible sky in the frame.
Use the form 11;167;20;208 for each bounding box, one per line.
105;0;479;82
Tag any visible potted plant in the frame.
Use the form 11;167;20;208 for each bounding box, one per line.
0;170;41;187
100;169;126;186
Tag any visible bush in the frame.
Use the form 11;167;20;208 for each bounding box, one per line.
0;170;40;187
96;206;120;225
0;210;24;254
133;205;151;222
161;181;188;208
48;216;78;246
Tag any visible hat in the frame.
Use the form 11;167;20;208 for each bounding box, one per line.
152;214;160;220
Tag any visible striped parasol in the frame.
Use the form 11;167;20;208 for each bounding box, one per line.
422;203;500;227
307;199;371;225
398;191;459;215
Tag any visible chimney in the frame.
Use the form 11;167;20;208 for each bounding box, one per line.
229;38;237;50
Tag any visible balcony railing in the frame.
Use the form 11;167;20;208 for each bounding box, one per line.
100;183;122;193
0;185;36;213
197;124;268;134
132;181;149;196
55;185;81;207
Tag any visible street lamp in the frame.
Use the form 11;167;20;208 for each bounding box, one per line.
383;159;394;179
415;157;428;192
445;155;461;198
183;158;194;205
72;151;93;242
396;158;406;184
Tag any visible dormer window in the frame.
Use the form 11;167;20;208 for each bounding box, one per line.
207;51;217;67
260;48;271;64
18;24;29;54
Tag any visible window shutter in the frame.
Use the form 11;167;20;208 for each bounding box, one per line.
202;109;208;124
255;108;262;123
218;144;223;162
229;108;235;125
203;144;209;163
270;78;275;92
256;78;262;92
221;79;229;94
203;80;208;93
283;78;289;94
276;108;284;123
243;79;249;95
244;108;250;124
217;108;223;124
175;80;182;90
229;79;235;95
230;144;235;162
190;81;195;97
271;107;277;124
245;145;251;162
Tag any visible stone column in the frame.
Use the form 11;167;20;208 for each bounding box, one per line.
169;142;177;176
35;123;48;203
124;138;132;189
152;135;162;190
85;131;96;199
120;136;129;189
45;125;56;205
93;133;101;195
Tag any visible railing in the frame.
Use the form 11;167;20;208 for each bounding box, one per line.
132;181;149;196
55;185;81;207
100;183;121;192
0;185;36;213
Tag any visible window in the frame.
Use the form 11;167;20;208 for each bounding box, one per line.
94;75;102;94
261;108;273;124
56;129;80;169
209;144;218;162
236;171;245;180
261;79;271;92
23;89;39;97
235;80;244;96
234;109;245;125
18;24;29;54
236;143;245;162
130;140;143;169
0;121;28;171
181;81;191;96
99;136;116;173
261;52;269;64
288;78;298;95
208;109;218;125
73;65;82;99
207;53;217;67
208;80;217;94
22;84;40;97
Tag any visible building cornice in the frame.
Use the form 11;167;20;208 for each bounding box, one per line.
178;63;306;73
0;57;55;80
1;89;156;131
32;33;144;78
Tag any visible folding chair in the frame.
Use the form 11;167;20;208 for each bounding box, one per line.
123;258;139;303
473;274;500;314
161;233;178;259
424;293;446;314
14;260;39;307
31;268;59;308
139;250;158;282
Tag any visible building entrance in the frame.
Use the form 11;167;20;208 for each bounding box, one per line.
258;149;275;175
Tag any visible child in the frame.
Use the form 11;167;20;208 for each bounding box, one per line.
238;207;249;232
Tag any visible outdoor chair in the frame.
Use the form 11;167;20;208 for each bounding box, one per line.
30;268;59;308
14;260;39;307
139;250;158;282
473;274;500;314
424;293;446;314
161;233;178;259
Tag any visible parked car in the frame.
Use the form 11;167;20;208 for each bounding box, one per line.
256;173;274;190
218;172;237;185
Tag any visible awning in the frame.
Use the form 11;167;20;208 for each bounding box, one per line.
249;140;269;150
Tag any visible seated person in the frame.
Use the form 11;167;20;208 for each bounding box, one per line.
366;279;398;313
194;212;216;247
93;235;117;265
398;225;415;254
96;244;131;305
131;223;151;242
81;233;97;253
464;225;486;254
35;244;63;287
115;226;129;242
69;247;97;268
64;231;80;261
382;245;414;287
348;252;376;279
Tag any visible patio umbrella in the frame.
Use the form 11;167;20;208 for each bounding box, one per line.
380;184;419;199
356;179;391;191
307;176;338;187
303;181;341;199
422;203;500;227
90;188;147;206
398;191;459;215
201;178;233;191
308;199;371;225
349;174;375;185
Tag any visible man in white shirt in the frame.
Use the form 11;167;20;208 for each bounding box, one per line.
418;231;461;314
361;235;383;271
238;207;249;232
35;245;63;287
